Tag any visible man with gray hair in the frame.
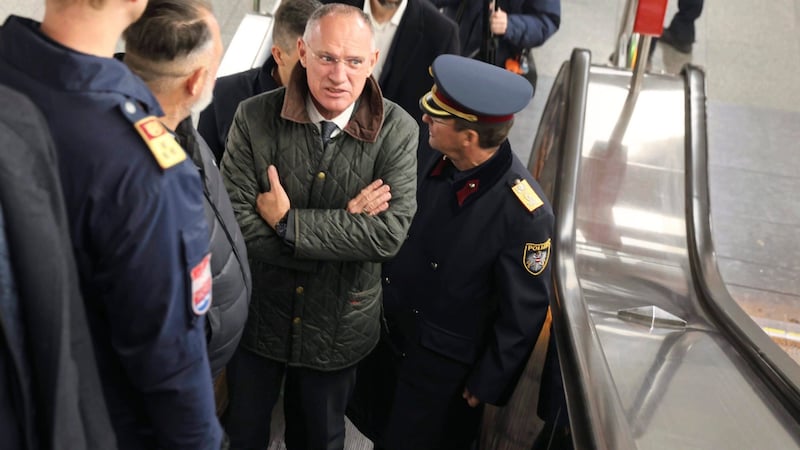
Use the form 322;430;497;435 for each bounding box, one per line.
221;3;418;449
198;0;322;162
123;0;252;417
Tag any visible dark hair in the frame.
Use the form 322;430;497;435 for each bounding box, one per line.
273;0;322;51
302;3;374;45
452;117;515;148
123;0;213;63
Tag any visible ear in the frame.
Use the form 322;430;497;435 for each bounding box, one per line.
186;66;207;97
297;37;308;68
462;129;479;147
271;45;283;66
366;49;379;76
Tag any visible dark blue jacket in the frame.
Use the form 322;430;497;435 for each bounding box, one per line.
198;57;280;163
432;0;560;66
358;141;554;447
383;141;553;405
0;84;117;450
0;16;221;450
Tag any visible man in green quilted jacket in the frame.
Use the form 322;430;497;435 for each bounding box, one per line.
220;3;418;449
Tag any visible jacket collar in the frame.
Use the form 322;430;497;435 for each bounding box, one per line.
280;64;385;143
427;140;513;207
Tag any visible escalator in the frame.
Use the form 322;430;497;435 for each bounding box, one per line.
527;48;800;449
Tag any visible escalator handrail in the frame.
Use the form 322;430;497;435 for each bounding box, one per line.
550;48;638;450
684;65;800;420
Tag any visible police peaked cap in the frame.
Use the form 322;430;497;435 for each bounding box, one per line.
420;54;533;123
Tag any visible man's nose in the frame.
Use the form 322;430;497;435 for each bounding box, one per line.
328;61;348;82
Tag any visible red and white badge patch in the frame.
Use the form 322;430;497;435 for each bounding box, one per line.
191;254;212;315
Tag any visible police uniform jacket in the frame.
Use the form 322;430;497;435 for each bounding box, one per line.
0;16;221;449
221;65;418;371
432;0;560;67
0;85;116;450
176;119;252;378
382;141;554;405
198;56;279;162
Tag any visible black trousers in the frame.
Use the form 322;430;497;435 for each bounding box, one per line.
668;0;705;42
377;339;483;450
224;347;357;450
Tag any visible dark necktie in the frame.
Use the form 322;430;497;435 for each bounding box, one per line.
320;120;337;149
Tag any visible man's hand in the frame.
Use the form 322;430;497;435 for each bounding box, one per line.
462;388;482;408
489;7;508;35
347;179;391;216
256;165;291;229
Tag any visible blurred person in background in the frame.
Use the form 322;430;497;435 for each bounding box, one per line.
0;83;116;450
198;0;321;162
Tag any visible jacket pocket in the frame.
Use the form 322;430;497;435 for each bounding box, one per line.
418;319;477;365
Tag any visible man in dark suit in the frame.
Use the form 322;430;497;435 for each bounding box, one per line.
356;0;459;125
198;0;321;162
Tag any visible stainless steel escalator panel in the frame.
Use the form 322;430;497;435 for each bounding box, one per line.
592;313;800;449
573;66;800;448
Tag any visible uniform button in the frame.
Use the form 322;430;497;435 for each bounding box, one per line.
468;182;476;189
401;352;407;358
296;286;304;295
292;317;301;324
412;309;419;315
124;101;137;114
430;262;438;270
317;171;326;180
383;277;390;284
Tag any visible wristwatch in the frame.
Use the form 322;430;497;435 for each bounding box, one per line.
274;211;289;239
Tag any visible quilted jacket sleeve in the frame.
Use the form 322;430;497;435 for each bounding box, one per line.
292;105;418;262
221;104;315;272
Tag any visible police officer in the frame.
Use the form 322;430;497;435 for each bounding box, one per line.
0;1;221;448
372;54;555;449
